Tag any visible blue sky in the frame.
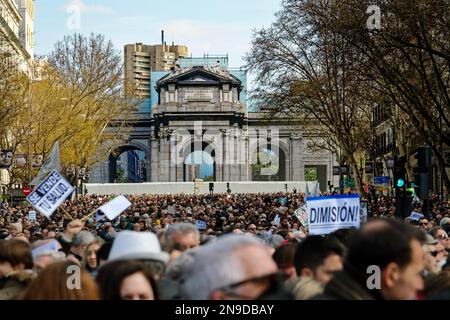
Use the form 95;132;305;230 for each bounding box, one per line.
35;0;281;67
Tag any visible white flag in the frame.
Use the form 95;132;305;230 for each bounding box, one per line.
96;195;132;221
30;141;61;186
312;181;321;197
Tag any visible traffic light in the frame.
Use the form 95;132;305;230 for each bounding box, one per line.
395;189;414;219
393;156;407;189
412;146;432;200
412;146;433;217
393;156;409;219
226;182;231;194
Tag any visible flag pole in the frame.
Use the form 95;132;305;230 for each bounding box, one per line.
80;209;98;222
60;207;75;221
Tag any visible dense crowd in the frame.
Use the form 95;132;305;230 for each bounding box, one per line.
0;192;449;300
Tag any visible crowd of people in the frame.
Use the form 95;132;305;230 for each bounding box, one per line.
0;191;449;300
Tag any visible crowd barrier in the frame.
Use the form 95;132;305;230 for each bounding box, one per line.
84;181;316;195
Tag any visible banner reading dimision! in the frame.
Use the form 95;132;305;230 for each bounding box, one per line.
27;170;74;218
307;194;361;235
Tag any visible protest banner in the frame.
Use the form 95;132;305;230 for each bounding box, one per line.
26;170;75;218
95;195;132;221
307;194;361;235
293;204;308;227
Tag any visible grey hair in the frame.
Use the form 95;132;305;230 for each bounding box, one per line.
72;230;96;247
180;234;266;300
164;223;200;252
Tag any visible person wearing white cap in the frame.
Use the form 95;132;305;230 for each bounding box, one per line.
108;231;169;263
181;234;287;300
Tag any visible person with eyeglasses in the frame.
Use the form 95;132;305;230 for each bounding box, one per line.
180;234;292;300
418;218;432;231
429;227;450;253
423;234;440;275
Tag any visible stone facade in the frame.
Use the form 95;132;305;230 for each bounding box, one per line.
90;66;338;191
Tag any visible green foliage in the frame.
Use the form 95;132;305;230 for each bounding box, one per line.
251;151;280;181
116;166;127;183
304;168;317;181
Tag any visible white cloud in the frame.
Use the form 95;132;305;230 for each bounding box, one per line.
65;0;113;15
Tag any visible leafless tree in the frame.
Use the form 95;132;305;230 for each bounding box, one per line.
246;0;372;192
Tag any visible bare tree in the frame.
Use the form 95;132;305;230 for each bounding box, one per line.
327;0;450;190
246;0;372;192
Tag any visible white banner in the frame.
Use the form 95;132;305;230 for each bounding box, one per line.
27;170;74;218
96;195;132;221
307;194;361;235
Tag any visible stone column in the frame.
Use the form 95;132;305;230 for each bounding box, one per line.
290;132;303;181
214;131;224;182
169;130;176;182
239;133;249;181
222;129;230;182
175;132;184;182
158;128;171;182
150;131;159;182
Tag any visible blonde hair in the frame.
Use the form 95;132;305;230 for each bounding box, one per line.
82;238;104;269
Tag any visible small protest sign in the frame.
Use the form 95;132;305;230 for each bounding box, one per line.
293;204;308;227
307;194;361;235
409;211;424;221
28;211;37;222
26;170;74;218
96;195;132;221
360;201;368;223
195;220;207;230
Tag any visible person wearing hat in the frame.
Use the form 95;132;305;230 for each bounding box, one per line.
105;230;179;300
106;230;169;280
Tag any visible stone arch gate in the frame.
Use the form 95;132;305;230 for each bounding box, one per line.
90;66;335;189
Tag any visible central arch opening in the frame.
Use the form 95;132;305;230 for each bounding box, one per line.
183;142;216;182
251;147;286;181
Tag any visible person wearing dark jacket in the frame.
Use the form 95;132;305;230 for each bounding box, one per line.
0;239;36;300
316;218;426;300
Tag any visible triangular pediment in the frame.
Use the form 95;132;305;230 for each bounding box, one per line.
189;76;209;82
157;67;241;86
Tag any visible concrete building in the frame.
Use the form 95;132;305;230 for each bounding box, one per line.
14;0;34;58
0;0;34;72
124;34;189;99
0;0;34;194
